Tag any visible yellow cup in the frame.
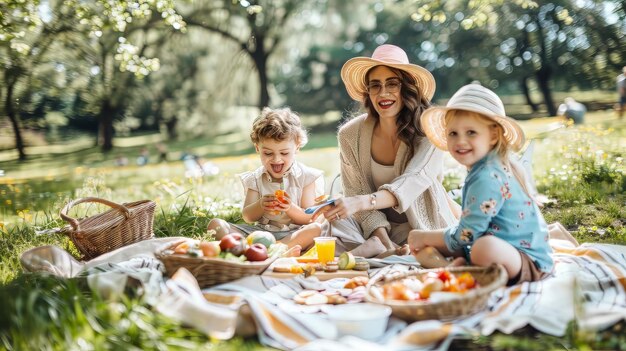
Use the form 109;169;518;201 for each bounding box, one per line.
314;237;336;265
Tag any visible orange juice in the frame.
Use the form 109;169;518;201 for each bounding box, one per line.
314;237;336;265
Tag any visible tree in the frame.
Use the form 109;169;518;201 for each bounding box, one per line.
182;0;340;109
0;0;75;160
0;0;186;157
70;0;186;151
409;0;626;116
129;46;205;140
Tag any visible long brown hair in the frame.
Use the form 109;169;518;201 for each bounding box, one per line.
362;67;431;168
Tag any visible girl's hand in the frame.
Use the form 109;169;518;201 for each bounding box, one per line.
408;229;449;255
407;229;426;253
408;230;449;268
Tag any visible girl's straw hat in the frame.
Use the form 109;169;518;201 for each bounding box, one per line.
341;44;436;101
420;84;525;152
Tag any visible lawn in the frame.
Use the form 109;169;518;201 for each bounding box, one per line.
0;111;624;350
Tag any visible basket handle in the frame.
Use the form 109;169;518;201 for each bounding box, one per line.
59;197;131;232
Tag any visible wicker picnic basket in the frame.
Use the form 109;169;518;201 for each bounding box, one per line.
60;197;156;260
155;240;279;288
365;265;507;322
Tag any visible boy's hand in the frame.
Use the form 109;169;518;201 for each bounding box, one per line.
260;194;279;214
274;191;291;212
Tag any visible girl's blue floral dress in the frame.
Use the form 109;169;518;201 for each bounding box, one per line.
444;151;553;273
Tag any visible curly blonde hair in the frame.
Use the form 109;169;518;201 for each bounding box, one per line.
250;107;308;148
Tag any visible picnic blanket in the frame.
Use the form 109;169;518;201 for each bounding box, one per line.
481;242;626;336
19;240;626;350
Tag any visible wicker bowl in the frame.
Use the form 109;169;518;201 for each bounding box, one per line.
155;240;278;288
365;265;507;322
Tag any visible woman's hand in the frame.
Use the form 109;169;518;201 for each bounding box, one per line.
311;196;365;222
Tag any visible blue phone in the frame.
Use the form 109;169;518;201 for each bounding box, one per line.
304;199;335;214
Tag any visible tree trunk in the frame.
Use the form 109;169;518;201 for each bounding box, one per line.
257;59;270;109
5;83;27;161
535;65;556;116
531;14;556;117
520;77;538;112
165;117;178;140
250;34;270;109
98;101;115;152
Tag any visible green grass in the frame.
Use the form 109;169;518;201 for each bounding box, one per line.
0;274;271;350
0;111;625;350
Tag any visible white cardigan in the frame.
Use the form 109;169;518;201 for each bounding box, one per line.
338;113;459;239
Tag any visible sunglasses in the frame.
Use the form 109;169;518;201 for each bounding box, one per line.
367;78;402;95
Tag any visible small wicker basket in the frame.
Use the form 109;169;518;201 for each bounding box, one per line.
155;241;279;288
60;197;156;260
365;265;507;322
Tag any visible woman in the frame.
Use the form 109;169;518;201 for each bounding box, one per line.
314;44;460;258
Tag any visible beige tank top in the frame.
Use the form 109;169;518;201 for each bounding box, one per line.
371;158;408;223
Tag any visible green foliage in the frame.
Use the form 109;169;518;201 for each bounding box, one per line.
0;274;269;350
534;123;625;245
0;218;78;285
458;320;626;350
574;224;626;245
411;0;538;28
153;192;242;240
536;125;624;202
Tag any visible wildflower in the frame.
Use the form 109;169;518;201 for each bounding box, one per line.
193;210;207;217
17;209;32;222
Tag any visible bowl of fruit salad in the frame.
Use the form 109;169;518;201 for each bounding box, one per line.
365;265;507;322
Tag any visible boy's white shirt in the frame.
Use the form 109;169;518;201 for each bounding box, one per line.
239;161;324;228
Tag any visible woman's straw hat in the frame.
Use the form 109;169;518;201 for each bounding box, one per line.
420;84;525;152
341;44;436;101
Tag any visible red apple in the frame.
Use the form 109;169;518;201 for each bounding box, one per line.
230;240;249;257
219;233;242;251
245;243;268;262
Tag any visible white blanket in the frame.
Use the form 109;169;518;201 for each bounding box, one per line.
19;240;626;350
481;243;626;336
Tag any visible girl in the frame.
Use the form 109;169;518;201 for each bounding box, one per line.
208;107;323;251
408;84;553;285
